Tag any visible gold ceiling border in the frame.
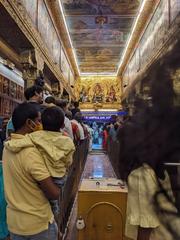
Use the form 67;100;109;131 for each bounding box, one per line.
80;102;121;111
0;0;75;99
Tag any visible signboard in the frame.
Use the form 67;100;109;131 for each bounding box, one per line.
82;111;127;122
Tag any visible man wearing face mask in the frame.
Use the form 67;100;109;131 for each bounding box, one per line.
3;102;60;240
6;85;44;138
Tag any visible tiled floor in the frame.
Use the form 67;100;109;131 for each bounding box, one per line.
65;152;116;240
92;143;102;150
83;153;116;179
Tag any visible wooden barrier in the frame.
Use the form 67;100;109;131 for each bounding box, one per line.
107;137;121;179
60;138;89;236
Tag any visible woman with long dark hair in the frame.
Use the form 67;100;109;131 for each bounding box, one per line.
119;62;180;240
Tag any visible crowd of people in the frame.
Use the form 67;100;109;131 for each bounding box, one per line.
1;56;180;240
84;116;124;151
0;84;92;240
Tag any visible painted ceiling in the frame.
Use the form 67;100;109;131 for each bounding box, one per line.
62;0;141;75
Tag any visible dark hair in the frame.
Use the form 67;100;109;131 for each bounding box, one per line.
12;102;39;131
35;73;45;87
56;99;68;109
24;85;43;101
41;106;64;131
118;62;180;181
65;110;72;120
74;112;82;123
45;96;56;104
74;101;79;108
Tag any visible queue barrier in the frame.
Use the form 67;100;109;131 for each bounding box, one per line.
0;138;89;240
59;138;89;237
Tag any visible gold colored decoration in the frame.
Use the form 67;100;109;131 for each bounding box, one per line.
21;49;44;88
75;76;122;110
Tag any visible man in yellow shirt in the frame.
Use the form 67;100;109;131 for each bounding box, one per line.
3;102;60;240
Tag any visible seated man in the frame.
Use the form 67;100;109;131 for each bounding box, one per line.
3;102;60;240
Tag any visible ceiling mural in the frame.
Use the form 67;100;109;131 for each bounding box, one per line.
62;0;141;74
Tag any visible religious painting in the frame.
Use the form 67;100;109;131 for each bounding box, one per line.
70;69;75;86
62;0;141;74
122;67;129;92
52;30;61;64
153;0;169;49
80;64;117;73
139;0;168;69
0;75;3;94
68;16;133;46
61;49;70;82
92;83;104;102
79;85;91;102
20;0;38;26
77;47;122;63
76;47;121;73
77;76;120;104
135;47;140;73
38;1;52;47
2;98;10;116
62;0;141;16
38;0;61;63
127;48;140;86
66;14;133;73
128;53;137;86
106;85;117;102
10;82;17;99
3;78;9;95
68;16;134;30
170;0;180;23
17;85;23;100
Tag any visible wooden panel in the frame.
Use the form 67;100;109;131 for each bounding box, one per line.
61;48;70;82
78;179;127;240
38;0;60;64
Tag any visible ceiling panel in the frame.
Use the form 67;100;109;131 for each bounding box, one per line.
62;0;141;74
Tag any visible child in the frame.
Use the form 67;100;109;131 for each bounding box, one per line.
29;106;75;218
